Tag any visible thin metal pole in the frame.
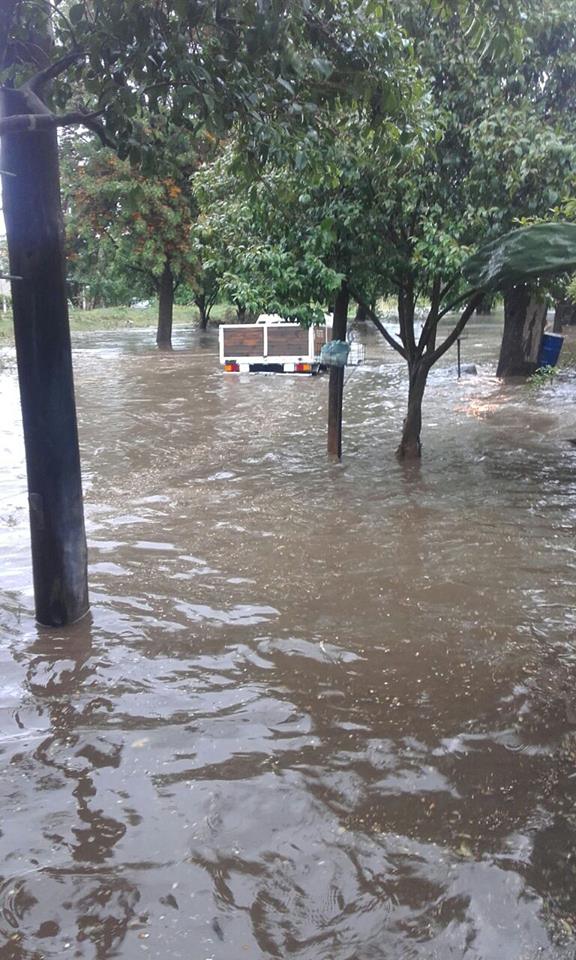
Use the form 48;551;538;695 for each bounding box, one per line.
327;282;350;459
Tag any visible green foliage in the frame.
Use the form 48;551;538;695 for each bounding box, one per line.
61;130;218;307
567;276;576;302
376;0;574;299
195;140;353;319
3;0;410;168
528;365;558;388
194;0;576;377
341;0;576;387
465;0;576;237
194;56;425;320
4;0;420;327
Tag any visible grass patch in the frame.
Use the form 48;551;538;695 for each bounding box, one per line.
0;302;236;342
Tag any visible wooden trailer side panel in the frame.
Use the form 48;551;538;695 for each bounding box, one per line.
222;326;264;357
267;326;310;357
314;327;328;355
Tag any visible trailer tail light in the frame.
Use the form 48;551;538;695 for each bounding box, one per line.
224;362;240;372
295;363;312;373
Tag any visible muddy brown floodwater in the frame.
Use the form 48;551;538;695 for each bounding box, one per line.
1;316;576;960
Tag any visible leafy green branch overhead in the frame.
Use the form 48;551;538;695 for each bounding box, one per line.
463;223;576;292
1;0;413;165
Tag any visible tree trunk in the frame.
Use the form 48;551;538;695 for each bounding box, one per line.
327;281;350;459
475;293;494;315
397;362;429;460
553;307;562;334
195;294;209;330
497;285;547;378
355;301;369;323
553;298;576;332
398;286;415;344
156;260;174;348
0;89;89;626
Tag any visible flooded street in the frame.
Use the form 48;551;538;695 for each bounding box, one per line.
1;315;576;959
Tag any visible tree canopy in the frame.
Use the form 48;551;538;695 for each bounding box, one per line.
1;0;411;161
5;0;575;454
61;127;220;340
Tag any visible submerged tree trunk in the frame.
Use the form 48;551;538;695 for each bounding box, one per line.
497;285;547;378
327;281;350;459
360;283;481;460
397;362;429;460
475;293;494;315
0;89;89;626
156;260;174;349
395;281;428;459
195;294;209;330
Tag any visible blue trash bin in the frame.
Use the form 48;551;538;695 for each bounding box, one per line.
538;333;564;368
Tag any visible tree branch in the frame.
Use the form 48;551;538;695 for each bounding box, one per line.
22;49;84;95
0;108;113;145
416;276;441;356
436;285;480;321
9;38;52;70
409;197;423;238
399;282;417;359
350;287;408;360
127;262;156;284
96;226;157;288
22;0;80;49
439;276;457;303
427;292;483;366
0;113;61;134
0;0;21;73
75;112;115;147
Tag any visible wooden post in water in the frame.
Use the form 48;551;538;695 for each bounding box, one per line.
0;89;89;626
327;281;350;459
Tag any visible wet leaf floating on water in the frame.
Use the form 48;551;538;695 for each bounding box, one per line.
159;893;179;910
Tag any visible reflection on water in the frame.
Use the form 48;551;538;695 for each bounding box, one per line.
1;316;576;958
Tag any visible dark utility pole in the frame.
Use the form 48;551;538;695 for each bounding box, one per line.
327;280;350;459
1;88;89;625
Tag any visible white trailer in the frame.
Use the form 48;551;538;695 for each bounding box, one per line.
219;319;329;374
219;317;365;374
